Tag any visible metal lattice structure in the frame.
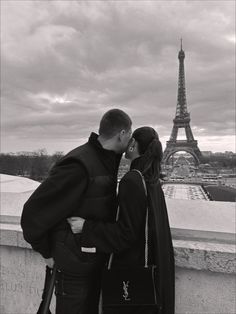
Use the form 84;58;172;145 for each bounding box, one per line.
163;40;202;165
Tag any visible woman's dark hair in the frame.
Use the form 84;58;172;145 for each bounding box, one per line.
132;126;163;182
99;109;132;139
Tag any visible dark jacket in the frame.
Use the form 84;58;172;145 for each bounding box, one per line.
21;133;121;267
81;158;175;313
81;170;147;264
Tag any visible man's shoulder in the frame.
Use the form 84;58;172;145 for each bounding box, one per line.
64;142;90;158
49;157;88;180
50;144;90;176
57;142;93;166
55;142;103;178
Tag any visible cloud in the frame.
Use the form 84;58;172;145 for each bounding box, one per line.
1;0;235;153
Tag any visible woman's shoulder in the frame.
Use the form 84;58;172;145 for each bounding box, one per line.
120;169;143;186
119;170;146;199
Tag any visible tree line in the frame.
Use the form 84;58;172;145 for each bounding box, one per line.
0;150;235;182
0;150;64;182
200;155;236;169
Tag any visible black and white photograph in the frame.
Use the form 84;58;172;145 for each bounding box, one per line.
0;1;235;314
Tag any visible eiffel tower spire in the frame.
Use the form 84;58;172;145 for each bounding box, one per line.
176;38;188;117
162;41;202;165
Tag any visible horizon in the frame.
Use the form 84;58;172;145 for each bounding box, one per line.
1;147;235;156
1;1;235;154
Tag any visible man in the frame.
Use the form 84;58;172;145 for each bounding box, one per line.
21;108;132;314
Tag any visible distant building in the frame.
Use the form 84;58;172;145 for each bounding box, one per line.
224;151;235;157
201;151;213;157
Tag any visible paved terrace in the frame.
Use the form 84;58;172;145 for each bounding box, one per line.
162;183;209;201
0;174;235;314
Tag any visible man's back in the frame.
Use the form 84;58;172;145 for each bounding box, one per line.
21;133;120;263
21;108;132;314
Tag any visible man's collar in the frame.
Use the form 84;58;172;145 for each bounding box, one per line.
88;132;117;155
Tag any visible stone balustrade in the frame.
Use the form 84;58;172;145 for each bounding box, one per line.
0;182;235;314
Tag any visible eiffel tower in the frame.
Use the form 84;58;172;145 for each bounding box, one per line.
163;40;202;165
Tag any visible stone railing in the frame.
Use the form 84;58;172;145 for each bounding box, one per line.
0;192;235;314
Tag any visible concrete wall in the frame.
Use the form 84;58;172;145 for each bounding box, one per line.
0;192;235;314
1;242;235;314
0;245;54;314
175;267;236;314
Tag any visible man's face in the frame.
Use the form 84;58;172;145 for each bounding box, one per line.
119;128;132;153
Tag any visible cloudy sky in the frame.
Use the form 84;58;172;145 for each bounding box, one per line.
1;0;235;154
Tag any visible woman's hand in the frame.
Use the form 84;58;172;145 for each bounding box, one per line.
67;217;85;234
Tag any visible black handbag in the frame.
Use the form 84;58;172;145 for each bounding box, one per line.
101;170;161;312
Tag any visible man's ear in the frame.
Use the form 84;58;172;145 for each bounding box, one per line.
118;129;126;141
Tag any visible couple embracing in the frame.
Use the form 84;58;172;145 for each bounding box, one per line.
21;109;175;314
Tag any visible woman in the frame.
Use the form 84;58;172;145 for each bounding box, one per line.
68;127;175;314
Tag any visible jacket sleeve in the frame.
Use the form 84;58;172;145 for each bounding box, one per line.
21;161;88;258
80;172;146;254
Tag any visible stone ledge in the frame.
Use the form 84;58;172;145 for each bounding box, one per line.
171;227;235;244
0;224;31;249
173;239;236;274
1;223;235;274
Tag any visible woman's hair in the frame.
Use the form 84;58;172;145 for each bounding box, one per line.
99;109;132;139
132;126;163;182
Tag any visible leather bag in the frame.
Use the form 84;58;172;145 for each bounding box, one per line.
101;170;161;312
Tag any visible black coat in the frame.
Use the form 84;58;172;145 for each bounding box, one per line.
147;182;175;314
81;163;175;314
21;133;121;259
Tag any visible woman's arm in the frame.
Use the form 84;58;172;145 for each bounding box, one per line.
77;171;147;254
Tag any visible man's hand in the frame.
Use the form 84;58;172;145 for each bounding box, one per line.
67;217;85;234
44;257;54;268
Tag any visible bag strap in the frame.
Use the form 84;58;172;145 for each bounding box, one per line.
132;169;149;268
107;169;148;269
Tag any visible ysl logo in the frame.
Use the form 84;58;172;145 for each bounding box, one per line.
122;281;131;301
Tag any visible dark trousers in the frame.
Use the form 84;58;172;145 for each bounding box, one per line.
55;269;101;314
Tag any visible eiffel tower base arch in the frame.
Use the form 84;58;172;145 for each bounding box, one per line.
162;140;202;166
